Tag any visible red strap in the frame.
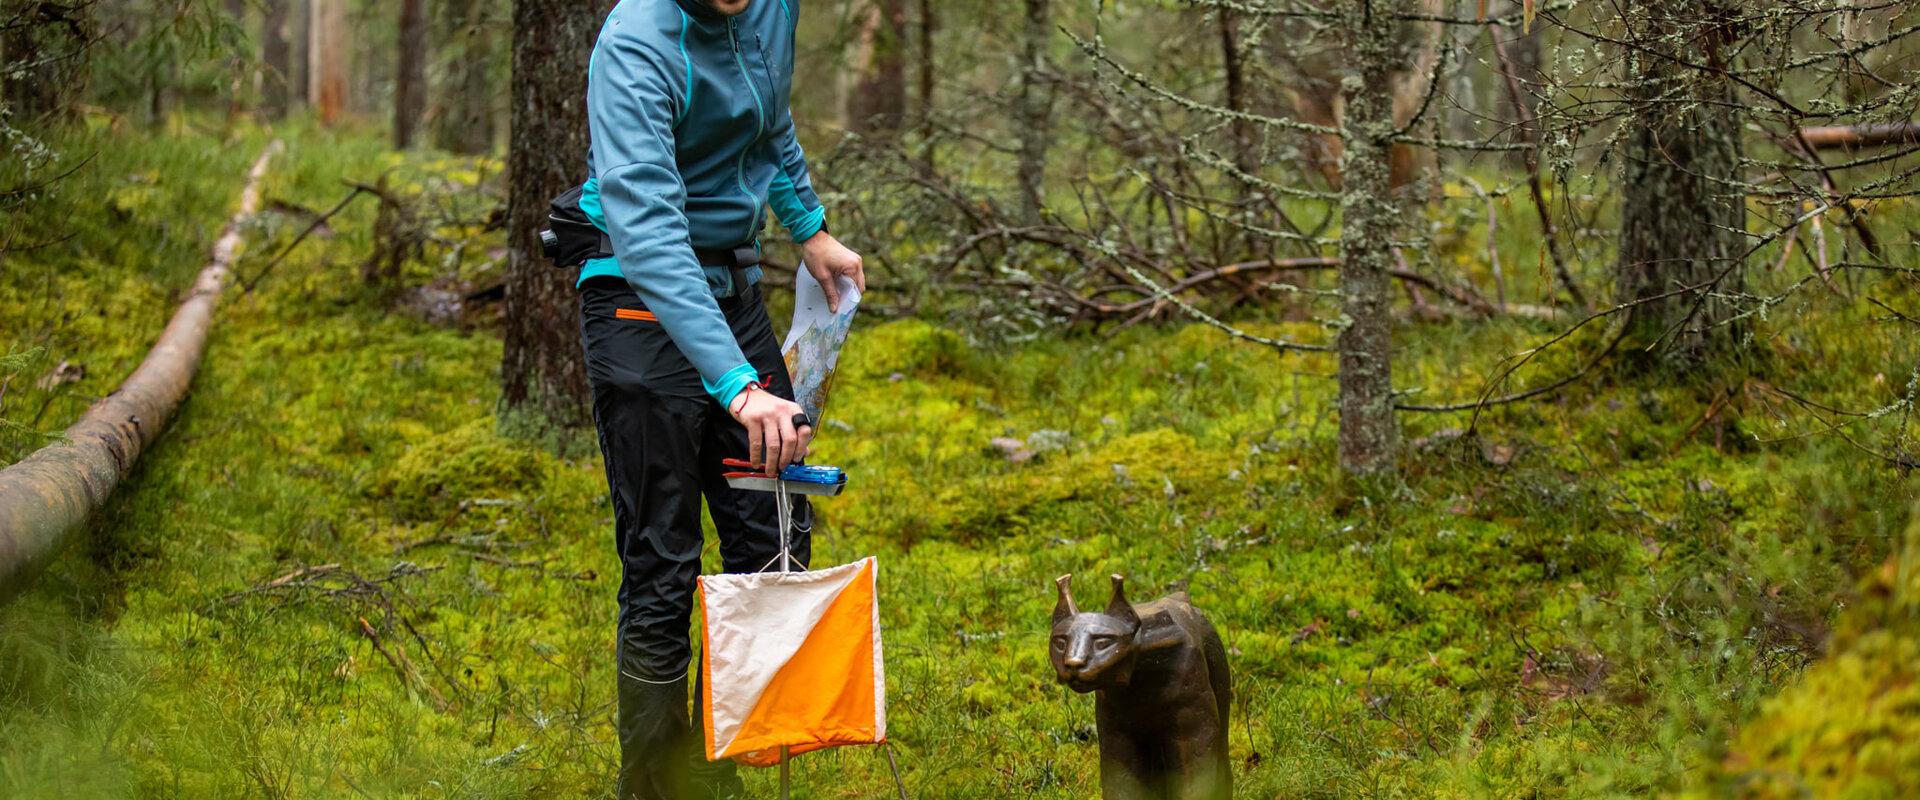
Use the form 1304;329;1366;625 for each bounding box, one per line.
728;382;763;416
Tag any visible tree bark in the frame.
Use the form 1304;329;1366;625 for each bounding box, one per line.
1015;0;1052;223
349;0;380;117
1490;0;1543;169
1797;123;1920;150
0;142;279;601
392;0;428;149
1217;7;1256;176
846;0;908;136
290;0;311;107
1615;0;1746;365
1333;0;1402;476
261;0;293;120
434;0;496;154
915;0;935;164
500;0;596;435
308;0;348;125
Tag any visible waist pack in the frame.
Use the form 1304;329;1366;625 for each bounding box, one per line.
539;184;613;268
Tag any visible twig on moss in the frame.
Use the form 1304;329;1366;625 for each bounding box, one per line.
239;184;370;294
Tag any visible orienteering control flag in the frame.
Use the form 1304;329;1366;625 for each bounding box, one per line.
698;557;885;766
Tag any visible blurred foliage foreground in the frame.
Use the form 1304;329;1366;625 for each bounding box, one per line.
2;125;1918;799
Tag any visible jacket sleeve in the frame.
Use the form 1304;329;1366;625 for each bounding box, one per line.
765;7;826;244
589;26;759;407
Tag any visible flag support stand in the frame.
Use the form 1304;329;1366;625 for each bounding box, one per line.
778;745;791;800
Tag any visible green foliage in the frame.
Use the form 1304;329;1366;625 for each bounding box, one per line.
1;123;1916;800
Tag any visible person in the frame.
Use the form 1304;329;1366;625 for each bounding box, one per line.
574;0;865;797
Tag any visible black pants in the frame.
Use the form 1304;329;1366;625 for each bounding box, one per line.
580;276;811;799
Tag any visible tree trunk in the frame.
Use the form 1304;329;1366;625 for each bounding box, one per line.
1493;0;1543;169
1615;0;1746;365
1333;0;1401;476
846;0;908;136
915;0;935;164
290;0;311;107
308;0;348;125
0;1;92;124
0;142;279;601
261;0;292;119
146;53;166;127
392;0;428;149
349;1;379;117
434;0;496;154
1014;0;1051;223
500;0;596;435
1797;123;1920;151
1217;7;1256;176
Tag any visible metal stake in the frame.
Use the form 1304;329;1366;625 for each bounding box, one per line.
883;741;911;800
778;482;794;800
778;744;791;800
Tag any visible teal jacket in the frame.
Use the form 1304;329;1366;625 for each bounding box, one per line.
582;0;827;407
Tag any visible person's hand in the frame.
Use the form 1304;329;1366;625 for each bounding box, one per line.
799;231;866;312
728;386;813;475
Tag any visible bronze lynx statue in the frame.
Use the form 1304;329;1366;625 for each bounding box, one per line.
1050;574;1232;800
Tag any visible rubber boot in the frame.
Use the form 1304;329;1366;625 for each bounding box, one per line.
687;667;744;799
616;672;694;800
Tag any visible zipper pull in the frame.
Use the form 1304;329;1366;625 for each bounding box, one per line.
729;19;740;52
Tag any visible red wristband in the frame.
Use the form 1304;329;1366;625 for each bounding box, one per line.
728;382;763;416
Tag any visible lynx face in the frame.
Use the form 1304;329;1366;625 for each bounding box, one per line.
1050;573;1143;693
1051;613;1137;692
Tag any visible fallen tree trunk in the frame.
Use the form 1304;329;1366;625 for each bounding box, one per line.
1796;123;1920;151
0;141;281;600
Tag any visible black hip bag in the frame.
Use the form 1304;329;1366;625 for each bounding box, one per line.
540;184;613;268
539;185;763;280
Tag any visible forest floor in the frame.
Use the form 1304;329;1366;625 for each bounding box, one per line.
2;123;1917;799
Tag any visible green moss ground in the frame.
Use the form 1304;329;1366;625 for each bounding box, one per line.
2;123;1915;798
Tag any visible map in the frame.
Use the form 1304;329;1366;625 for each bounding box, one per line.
781;262;861;425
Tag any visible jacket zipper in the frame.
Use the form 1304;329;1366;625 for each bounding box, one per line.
728;18;766;245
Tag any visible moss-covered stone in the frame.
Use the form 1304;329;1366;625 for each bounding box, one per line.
373;418;543;521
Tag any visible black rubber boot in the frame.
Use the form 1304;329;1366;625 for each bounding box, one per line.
687;667;744;800
616;672;693;800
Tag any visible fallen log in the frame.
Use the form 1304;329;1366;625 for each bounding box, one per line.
0;141;281;600
1796;123;1920;151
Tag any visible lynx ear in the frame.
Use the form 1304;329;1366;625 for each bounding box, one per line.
1105;574;1141;630
1134;609;1185;652
1052;574;1078;625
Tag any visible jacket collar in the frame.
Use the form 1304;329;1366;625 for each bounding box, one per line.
673;0;725;23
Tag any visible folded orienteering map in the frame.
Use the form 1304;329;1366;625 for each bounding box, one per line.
782;262;861;426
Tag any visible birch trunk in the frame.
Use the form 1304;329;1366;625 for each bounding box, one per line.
0;143;280;600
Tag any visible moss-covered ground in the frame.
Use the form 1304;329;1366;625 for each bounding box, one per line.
2;123;1915;798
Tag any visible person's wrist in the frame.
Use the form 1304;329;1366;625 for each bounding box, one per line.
727;382;763;417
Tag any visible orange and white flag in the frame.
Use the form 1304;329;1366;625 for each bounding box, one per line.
698;557;885;766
